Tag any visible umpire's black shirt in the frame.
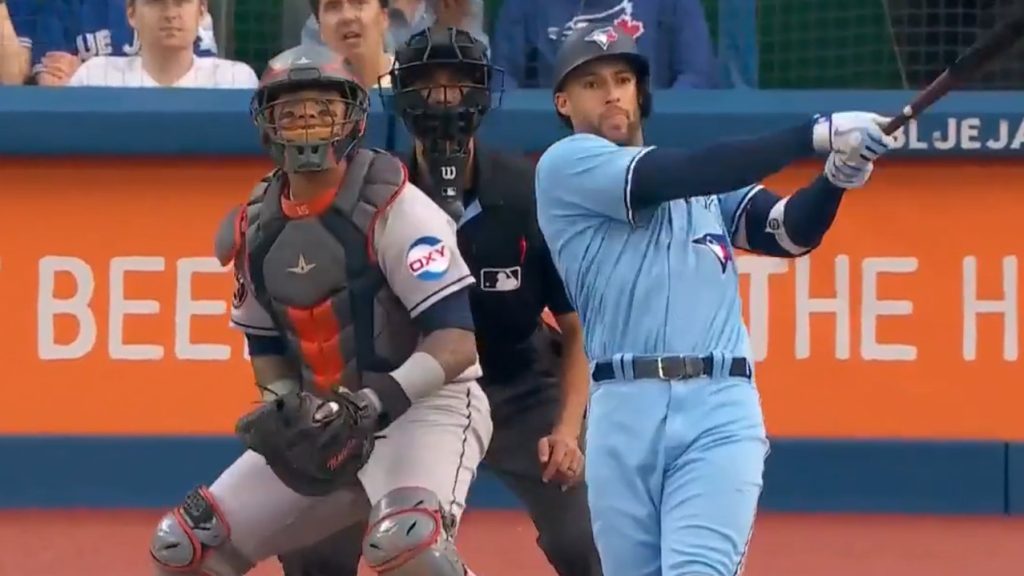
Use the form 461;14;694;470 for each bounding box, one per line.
403;147;574;385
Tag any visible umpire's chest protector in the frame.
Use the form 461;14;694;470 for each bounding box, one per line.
218;149;419;391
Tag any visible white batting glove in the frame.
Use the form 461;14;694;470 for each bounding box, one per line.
823;151;875;189
812;112;895;155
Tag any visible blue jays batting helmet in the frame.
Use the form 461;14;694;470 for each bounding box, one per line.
552;22;652;121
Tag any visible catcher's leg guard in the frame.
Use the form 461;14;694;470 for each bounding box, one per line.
150;486;253;576
362;486;468;575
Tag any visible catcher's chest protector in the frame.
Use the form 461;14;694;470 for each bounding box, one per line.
240;149;419;390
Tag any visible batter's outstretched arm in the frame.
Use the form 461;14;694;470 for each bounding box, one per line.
720;115;894;257
536;124;813;226
628;120;814;210
721;176;845;258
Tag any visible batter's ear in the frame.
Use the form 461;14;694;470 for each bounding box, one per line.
554;92;571;119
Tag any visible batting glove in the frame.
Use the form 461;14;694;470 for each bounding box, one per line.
823;152;875;189
812;112;894;155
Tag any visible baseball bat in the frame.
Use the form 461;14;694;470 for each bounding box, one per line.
883;8;1024;136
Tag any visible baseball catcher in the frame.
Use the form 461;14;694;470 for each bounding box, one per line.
147;43;492;576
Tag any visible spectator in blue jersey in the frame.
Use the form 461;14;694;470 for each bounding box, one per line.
492;0;717;89
1;0;32;83
25;0;218;86
67;0;255;88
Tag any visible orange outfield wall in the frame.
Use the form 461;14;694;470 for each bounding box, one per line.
0;157;1019;439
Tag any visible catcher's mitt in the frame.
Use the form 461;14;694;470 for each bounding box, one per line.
235;388;378;497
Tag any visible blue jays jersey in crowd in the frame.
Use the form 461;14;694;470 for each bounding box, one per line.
535;133;758;362
19;0;217;69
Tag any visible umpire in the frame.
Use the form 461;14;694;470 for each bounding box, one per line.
276;26;603;576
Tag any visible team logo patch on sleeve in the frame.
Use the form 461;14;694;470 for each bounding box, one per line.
406;236;451;281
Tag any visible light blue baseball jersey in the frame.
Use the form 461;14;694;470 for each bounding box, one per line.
535;133;759;362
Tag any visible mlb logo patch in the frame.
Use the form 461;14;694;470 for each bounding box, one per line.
481;267;521;292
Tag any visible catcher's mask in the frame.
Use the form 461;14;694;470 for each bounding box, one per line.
384;27;504;217
251;44;369;173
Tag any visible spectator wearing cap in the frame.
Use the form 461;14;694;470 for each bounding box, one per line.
67;0;254;87
492;0;717;89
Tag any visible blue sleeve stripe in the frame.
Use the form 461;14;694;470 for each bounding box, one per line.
624;146;656;227
730;184;764;240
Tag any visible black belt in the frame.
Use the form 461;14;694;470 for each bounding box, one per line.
591;355;752;383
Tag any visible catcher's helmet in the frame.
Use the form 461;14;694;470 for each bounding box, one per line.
552;22;652;124
251;44;369;173
386;26;504;147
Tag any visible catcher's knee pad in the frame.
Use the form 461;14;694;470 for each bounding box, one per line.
150;486;251;576
362;486;467;575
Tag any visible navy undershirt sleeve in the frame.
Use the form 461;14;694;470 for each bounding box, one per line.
740;175;846;256
414;286;475;334
245;333;288;356
630;120;816;210
777;175;846;248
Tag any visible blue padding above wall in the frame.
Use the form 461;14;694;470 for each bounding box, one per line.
760;439;1007;514
0;436;1012;514
1005;443;1024;514
3;87;1024;157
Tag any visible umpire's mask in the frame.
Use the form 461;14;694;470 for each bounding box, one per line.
385;27;504;219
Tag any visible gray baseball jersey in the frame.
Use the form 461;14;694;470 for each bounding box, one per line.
225;152;481;385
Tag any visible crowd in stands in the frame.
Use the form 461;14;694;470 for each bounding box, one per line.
0;0;719;90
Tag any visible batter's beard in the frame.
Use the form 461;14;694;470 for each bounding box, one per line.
579;118;642;146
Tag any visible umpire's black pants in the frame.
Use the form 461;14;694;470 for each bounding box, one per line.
277;370;603;576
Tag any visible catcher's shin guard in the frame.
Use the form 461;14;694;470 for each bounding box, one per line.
150;486;253;576
362;486;468;575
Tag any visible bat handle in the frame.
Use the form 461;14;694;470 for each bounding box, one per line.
883;106;914;136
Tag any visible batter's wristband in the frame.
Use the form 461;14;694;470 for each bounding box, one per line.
363;373;412;427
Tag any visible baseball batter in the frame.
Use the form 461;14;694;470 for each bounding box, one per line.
533;23;896;576
147;45;492;576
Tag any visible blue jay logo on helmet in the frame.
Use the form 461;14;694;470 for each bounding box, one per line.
548;0;647;41
585;26;619;51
